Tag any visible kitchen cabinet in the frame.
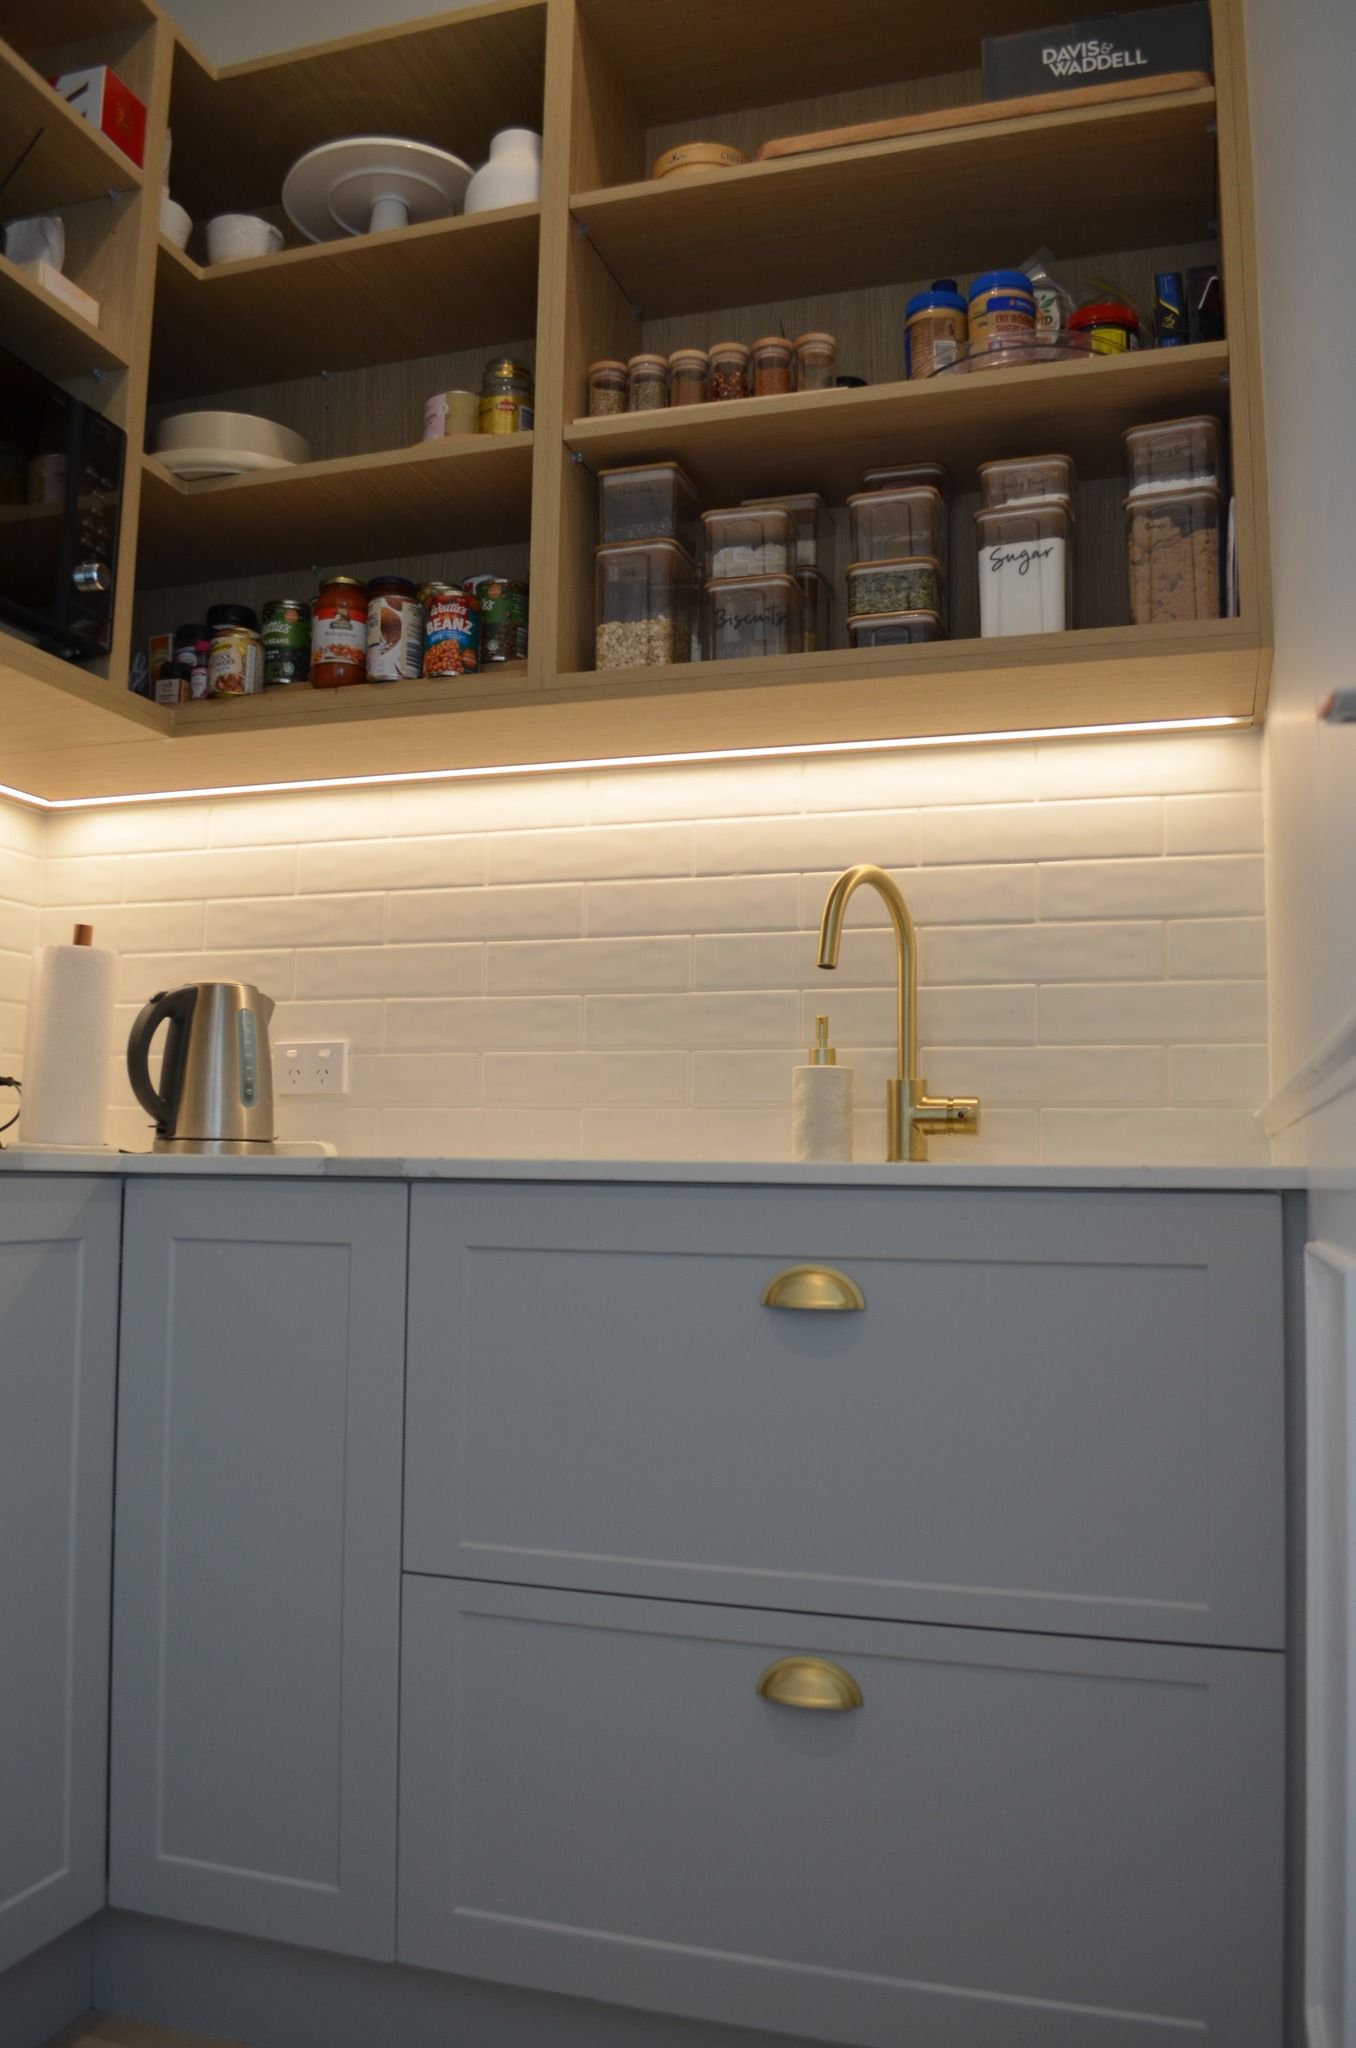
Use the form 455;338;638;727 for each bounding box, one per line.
109;1177;408;1960
0;1179;120;1974
399;1577;1283;2047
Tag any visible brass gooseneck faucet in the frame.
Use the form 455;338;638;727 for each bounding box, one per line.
817;864;980;1163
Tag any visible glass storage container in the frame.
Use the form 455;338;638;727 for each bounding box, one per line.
710;341;751;401
977;453;1075;508
703;505;795;578
668;347;710;406
1125;485;1221;623
862;462;950;497
627;354;670;412
975;502;1073;636
794;331;837;390
587;360;627;416
599;461;702;557
596;539;698;669
796;567;834;652
1123;415;1221;494
848;610;944;647
751;336;795;397
705;574;802;661
845;557;943;618
739;492;833;573
848;487;947;575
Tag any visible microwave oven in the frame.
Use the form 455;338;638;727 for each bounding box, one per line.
0;342;126;661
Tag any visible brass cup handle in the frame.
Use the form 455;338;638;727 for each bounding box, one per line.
757;1656;864;1712
760;1264;865;1312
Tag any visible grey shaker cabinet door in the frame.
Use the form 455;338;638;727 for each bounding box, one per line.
404;1183;1285;1647
398;1578;1284;2048
0;1178;120;1973
109;1178;408;1960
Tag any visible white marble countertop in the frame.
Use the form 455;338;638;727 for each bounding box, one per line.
0;1148;1308;1191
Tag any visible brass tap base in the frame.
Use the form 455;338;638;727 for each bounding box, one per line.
886;1078;981;1164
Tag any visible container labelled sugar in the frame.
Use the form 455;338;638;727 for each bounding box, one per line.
975;502;1072;636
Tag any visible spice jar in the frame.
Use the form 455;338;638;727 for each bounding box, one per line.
751;336;794;397
627;354;669;412
366;575;424;681
668;347;710;407
794;332;837;390
587;360;627;417
478;357;534;434
205;604;263;697
710;341;750;402
261;598;310;685
310;575;368;687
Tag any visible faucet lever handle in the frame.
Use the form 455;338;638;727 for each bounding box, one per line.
914;1092;980;1136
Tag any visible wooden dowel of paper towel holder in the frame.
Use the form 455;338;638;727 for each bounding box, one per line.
73;924;93;946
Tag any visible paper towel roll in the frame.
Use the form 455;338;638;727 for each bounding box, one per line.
19;935;116;1148
791;1063;854;1164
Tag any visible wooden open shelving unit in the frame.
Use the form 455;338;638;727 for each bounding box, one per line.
0;0;1269;802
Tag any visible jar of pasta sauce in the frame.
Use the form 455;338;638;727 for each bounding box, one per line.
366;574;423;681
310;575;368;687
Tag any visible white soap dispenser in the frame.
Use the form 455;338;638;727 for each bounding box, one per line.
791;1015;854;1164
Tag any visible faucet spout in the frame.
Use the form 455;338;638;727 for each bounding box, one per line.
817;864;980;1164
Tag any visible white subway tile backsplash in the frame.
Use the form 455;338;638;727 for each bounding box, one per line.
1167;918;1268;979
1039;981;1268;1045
922;921;1165;985
1040;1107;1270;1165
209;789;392;848
920;799;1161;867
0;902;38;952
587;875;802;936
697;811;919;878
43;854;123;906
490;823;693;884
586;992;799;1050
0;953;30;1004
484;1051;688;1108
121;847;299;903
1169;1045;1270;1107
1164;793;1265;855
39;902;205;953
923;1045;1167;1107
1039;856;1265;920
207;894;385;950
691;1049;801;1106
694;929;897;991
1035;732;1263;798
587;759;805;824
803;864;1037;929
44;803;210;857
298;835;485;895
806;984;1038;1048
348;1053;482;1108
923;1108;1042;1164
271;1000;385;1050
386;996;580;1052
116;950;296;1006
803;746;1038;812
487;937;690;995
295;945;484;999
390;774;591;837
387;884;583;942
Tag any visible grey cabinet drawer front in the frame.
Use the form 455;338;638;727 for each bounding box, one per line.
398;1577;1283;2047
405;1184;1284;1646
110;1178;408;1960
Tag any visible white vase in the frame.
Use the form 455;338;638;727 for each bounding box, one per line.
463;128;542;215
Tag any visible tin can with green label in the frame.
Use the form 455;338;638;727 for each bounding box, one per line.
261;597;311;684
463;574;528;662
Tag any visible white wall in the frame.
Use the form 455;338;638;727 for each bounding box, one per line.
166;0;478;65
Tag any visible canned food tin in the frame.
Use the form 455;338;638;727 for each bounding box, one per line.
366;575;424;681
463;574;528;662
262;597;311;685
205;603;264;697
422;583;481;676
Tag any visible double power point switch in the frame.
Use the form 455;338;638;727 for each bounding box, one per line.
275;1040;350;1096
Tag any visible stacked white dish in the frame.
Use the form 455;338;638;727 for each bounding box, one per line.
151;410;312;479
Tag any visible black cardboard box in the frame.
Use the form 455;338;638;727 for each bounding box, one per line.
982;4;1213;100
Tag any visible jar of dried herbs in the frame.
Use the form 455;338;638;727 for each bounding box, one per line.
668;346;710;406
710;341;751;402
588;360;627;416
627;354;670;411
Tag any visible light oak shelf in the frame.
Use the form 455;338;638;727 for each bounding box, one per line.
0;36;145;214
572;87;1219;316
0;248;129;380
566;344;1231;499
150;206;541;401
2;0;159;47
171;664;530;735
136;436;534;586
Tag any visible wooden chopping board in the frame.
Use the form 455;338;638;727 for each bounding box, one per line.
754;70;1213;162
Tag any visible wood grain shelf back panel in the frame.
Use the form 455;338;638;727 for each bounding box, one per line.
0;36;145;213
135;435;535;584
574;0;1067;124
2;0;158;52
166;0;548;222
573;89;1219;317
0;248;130;378
565;343;1230;503
149;206;540;400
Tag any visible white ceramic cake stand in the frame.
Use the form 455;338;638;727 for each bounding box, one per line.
282;137;473;241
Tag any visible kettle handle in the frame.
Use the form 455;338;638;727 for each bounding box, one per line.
127;986;198;1135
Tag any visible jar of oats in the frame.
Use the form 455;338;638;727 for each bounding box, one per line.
595;538;698;670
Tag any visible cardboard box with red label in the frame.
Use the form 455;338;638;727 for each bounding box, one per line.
49;66;147;169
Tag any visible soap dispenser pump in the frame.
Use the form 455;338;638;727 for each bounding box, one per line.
791;1014;854;1163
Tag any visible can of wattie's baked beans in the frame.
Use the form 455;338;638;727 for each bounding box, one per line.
420;583;480;676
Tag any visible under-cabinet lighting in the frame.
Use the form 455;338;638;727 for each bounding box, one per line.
0;715;1251;812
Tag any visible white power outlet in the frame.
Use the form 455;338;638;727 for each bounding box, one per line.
276;1040;350;1095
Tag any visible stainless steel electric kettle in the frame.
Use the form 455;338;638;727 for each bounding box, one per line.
127;980;275;1153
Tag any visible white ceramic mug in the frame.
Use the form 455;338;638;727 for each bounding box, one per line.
159;192;192;251
205;213;284;265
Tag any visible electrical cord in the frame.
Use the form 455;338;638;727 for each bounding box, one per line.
0;1075;20;1143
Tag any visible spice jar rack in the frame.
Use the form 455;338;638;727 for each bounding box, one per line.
0;0;1272;804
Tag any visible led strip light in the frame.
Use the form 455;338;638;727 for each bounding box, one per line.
0;715;1251;812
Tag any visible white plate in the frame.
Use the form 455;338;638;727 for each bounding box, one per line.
152;408;312;470
282;137;472;242
158;448;301;480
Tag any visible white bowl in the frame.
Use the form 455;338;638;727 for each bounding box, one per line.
151;410;312;468
159;193;192;251
205;213;284;265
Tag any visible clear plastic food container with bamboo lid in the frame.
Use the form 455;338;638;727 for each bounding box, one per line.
599;461;701;557
1124;484;1222;623
848;487;948;576
848;610;945;647
1123;416;1221;494
977;453;1075;508
595;538;698;670
740;491;834;573
702;505;795;579
705;573;802;660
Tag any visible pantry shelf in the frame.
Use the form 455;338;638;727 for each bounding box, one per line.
565;343;1231;501
2;0;158;49
0;36;145;214
136;436;535;586
150;205;542;401
571;87;1219;316
0;248;130;380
